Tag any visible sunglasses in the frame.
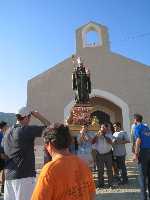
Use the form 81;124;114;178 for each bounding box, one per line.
113;125;117;128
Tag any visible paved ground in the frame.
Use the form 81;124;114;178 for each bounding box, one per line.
34;145;141;200
0;145;141;200
95;160;140;200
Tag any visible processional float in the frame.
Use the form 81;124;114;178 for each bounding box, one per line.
67;55;99;133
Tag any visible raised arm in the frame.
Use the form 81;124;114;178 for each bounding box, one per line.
79;126;92;143
31;111;51;126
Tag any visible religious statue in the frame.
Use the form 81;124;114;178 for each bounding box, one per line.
91;116;99;126
72;55;91;104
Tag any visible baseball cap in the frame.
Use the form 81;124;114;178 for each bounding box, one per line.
16;106;31;118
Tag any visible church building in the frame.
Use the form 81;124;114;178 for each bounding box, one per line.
27;21;150;144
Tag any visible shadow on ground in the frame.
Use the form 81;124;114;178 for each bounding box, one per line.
0;156;141;200
95;160;141;200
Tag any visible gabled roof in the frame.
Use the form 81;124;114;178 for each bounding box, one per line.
76;21;108;31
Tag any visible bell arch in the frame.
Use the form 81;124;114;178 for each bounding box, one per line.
85;30;102;47
76;22;110;52
82;24;102;47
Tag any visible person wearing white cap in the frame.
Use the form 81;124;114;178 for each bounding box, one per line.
3;107;50;200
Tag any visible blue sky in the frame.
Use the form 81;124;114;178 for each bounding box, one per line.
0;0;150;113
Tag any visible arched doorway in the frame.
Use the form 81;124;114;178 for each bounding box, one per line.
64;89;131;156
64;89;129;133
88;96;123;126
89;96;123;124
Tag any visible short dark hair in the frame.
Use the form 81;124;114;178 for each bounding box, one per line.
113;122;121;128
100;122;108;128
43;123;72;150
0;121;7;129
133;114;143;122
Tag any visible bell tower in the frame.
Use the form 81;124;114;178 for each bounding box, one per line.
76;21;110;54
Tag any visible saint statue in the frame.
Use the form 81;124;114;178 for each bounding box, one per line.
72;55;91;104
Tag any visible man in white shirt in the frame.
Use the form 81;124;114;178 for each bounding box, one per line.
92;123;113;188
112;122;130;184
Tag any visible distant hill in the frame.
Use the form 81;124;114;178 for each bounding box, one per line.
0;112;16;126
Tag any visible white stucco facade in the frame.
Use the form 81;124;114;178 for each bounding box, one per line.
27;22;150;156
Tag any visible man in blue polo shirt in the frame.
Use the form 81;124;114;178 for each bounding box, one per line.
134;114;150;200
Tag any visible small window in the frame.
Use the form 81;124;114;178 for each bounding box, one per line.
85;30;101;47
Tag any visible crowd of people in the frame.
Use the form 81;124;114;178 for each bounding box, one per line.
0;108;150;200
76;121;130;188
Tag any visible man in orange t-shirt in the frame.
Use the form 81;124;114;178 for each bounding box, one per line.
31;123;96;200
